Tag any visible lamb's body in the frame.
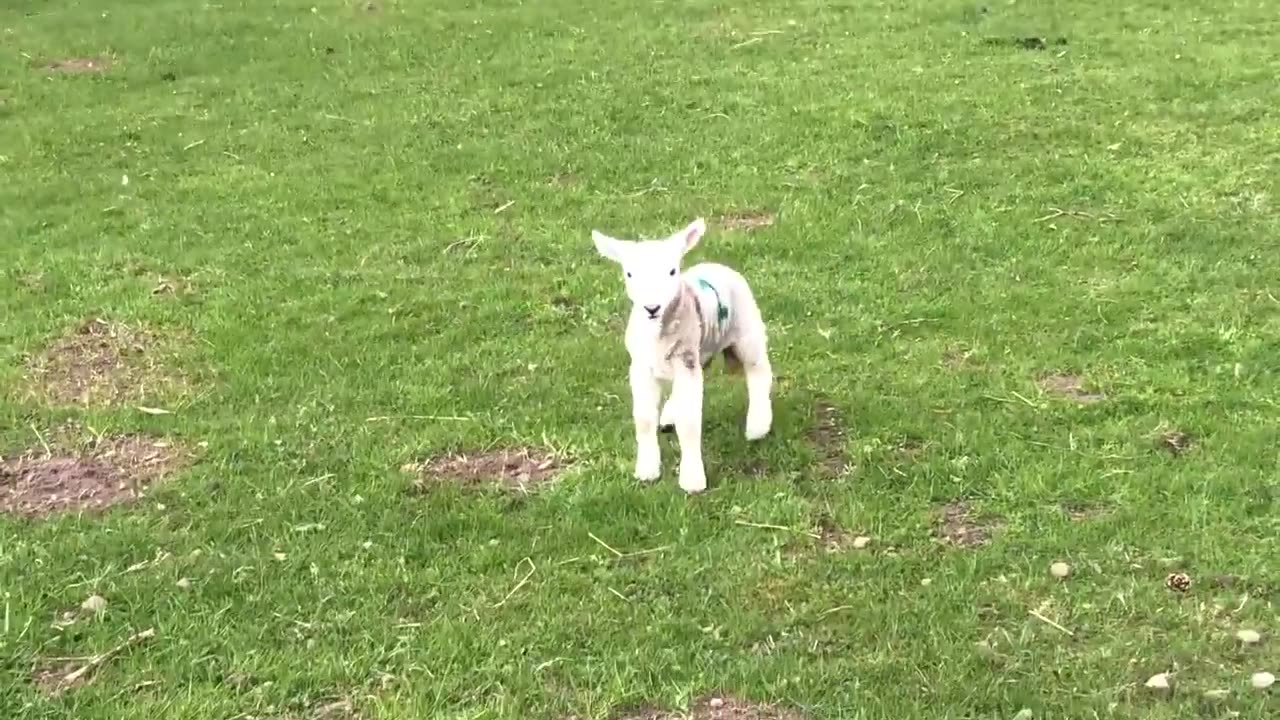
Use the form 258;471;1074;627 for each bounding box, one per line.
594;219;773;494
628;262;762;377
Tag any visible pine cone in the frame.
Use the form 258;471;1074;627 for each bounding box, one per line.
1165;572;1192;592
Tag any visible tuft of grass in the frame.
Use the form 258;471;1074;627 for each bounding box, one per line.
1;0;1278;718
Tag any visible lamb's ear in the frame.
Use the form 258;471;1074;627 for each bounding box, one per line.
592;230;625;264
672;217;707;254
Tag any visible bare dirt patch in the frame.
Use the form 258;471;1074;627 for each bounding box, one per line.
405;446;564;493
719;211;776;232
1036;372;1105;403
1059;500;1107;521
305;698;362;720
815;514;852;552
934;501;999;548
612;694;805;720
806;399;848;477
23;317;187;407
42;57;112;74
31;660;87;697
546;172;581;187
894;436;929;462
1;434;188;518
942;347;976;370
1157;429;1193;456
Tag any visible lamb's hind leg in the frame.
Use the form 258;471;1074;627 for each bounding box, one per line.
729;334;773;441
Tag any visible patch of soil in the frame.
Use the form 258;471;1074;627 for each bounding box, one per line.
613;694;804;720
308;698;361;719
934;501;998;548
31;660;86;697
1157;430;1193;455
719;211;776;232
806;399;847;477
1;434;188;518
1036;372;1105;403
815;515;852;551
739;456;770;478
983;36;1068;51
42;57;112;74
1059;500;1107;521
894;436;928;461
24;317;187;407
942;347;976;370
406;447;563;493
149;274;196;298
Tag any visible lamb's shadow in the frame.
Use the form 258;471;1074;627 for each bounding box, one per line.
657;383;849;486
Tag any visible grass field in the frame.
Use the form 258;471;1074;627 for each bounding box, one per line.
2;0;1278;718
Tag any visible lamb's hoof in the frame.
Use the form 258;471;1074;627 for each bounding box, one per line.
659;424;675;434
678;472;707;494
745;416;772;441
635;456;661;482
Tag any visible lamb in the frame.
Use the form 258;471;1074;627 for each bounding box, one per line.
591;217;774;494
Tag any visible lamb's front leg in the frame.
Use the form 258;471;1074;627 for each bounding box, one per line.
671;352;707;494
629;362;662;481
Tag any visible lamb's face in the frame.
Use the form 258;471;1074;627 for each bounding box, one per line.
592;218;706;322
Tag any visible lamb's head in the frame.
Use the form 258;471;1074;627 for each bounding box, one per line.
591;218;706;321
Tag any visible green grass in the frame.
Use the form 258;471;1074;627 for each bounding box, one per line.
2;0;1278;718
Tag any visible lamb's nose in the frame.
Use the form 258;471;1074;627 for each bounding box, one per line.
643;304;661;317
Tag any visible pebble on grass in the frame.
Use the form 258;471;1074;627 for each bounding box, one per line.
1251;672;1275;690
1050;561;1071;579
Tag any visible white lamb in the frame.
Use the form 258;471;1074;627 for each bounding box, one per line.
591;217;774;494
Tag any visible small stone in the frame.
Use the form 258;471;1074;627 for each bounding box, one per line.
920;578;933;587
273;552;287;561
176;578;192;590
1236;629;1262;644
1012;709;1034;720
1050;561;1071;578
1145;672;1171;689
1251;671;1275;690
852;536;872;549
708;698;725;709
80;595;108;614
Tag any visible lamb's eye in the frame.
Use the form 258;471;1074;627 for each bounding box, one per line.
669;268;676;276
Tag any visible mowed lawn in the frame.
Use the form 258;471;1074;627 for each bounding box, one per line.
2;0;1278;718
